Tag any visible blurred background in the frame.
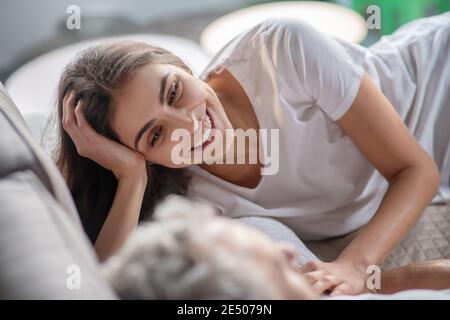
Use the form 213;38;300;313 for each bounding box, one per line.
1;0;449;83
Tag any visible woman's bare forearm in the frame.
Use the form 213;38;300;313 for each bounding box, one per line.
337;162;440;271
94;171;147;262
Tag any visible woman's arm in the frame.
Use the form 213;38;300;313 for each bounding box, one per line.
94;170;147;262
302;72;440;296
62;91;148;261
335;71;440;284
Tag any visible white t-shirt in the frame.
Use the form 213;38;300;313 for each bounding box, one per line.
187;14;450;240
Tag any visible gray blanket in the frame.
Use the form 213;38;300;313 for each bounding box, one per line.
238;204;450;271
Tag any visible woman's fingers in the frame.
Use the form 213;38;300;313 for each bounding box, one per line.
301;261;345;294
62;91;78;131
303;269;341;294
313;275;341;294
301;260;318;272
302;261;364;296
329;282;353;297
62;89;75;105
302;270;324;284
61;93;92;156
73;99;98;138
62;90;75;115
61;90;73;127
302;261;325;286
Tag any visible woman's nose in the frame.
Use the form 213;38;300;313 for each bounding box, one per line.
189;102;206;122
170;101;206;131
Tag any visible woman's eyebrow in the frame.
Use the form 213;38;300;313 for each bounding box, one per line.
134;71;172;150
134;118;156;150
159;71;171;105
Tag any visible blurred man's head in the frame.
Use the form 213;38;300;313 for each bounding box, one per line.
100;195;319;299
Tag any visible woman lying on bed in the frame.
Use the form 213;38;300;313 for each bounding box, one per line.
100;195;450;300
56;13;450;296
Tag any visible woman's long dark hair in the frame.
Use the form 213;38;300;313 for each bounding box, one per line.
54;41;192;244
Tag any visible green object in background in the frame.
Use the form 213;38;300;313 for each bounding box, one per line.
336;0;450;35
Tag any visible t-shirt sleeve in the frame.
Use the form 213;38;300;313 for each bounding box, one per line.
262;18;365;121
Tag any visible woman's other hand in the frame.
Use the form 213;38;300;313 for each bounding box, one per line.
62;90;147;181
301;259;368;296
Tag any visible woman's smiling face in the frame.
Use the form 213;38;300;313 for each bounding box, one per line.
110;63;234;167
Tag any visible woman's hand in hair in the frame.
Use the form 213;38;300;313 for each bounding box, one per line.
62;91;147;182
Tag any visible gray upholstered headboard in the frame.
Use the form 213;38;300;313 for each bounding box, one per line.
0;82;116;299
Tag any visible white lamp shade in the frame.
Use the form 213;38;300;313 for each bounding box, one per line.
200;1;367;56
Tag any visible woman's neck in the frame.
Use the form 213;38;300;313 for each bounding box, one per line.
198;68;262;189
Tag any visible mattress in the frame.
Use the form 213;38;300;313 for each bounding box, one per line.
303;204;450;271
381;204;450;270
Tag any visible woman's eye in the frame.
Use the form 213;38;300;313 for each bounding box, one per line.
168;80;180;105
150;127;162;147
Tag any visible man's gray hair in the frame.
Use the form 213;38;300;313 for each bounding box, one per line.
100;195;277;299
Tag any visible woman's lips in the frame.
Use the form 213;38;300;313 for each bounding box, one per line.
192;108;216;150
206;108;216;130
